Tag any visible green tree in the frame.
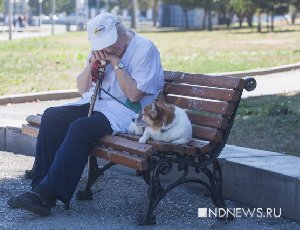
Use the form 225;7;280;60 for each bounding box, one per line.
229;0;256;27
199;0;222;31
216;0;234;27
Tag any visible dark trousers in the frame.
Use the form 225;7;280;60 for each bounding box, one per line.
32;104;113;204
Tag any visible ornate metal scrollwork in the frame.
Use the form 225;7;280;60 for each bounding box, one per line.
139;152;233;225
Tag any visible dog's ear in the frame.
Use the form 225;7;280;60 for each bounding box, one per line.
156;91;165;104
150;102;157;119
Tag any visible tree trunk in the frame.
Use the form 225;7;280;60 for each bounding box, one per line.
271;11;274;32
238;16;243;28
131;0;138;29
291;12;296;24
202;9;207;30
184;8;189;29
226;12;234;28
207;9;212;31
266;11;270;32
152;0;158;27
257;11;261;33
246;14;253;27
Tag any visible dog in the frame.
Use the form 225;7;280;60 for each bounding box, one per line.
128;92;192;145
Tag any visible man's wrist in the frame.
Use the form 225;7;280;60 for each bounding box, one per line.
114;60;125;71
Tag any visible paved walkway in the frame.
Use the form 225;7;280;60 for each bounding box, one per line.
0;24;75;41
242;68;300;98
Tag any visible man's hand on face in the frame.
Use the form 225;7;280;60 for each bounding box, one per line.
90;50;119;67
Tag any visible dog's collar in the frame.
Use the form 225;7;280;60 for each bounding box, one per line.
160;120;175;133
160;112;178;133
160;126;170;133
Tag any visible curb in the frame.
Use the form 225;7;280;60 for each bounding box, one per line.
210;62;300;77
0;89;80;105
0;62;300;105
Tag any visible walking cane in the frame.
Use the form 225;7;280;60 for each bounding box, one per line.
82;60;106;200
89;60;106;116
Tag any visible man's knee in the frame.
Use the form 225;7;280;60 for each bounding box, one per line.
41;107;63;125
68;119;88;135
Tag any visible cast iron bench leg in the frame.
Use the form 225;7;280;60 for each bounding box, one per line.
76;156;116;200
138;158;168;225
206;159;234;221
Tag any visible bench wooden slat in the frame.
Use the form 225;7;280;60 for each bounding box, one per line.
164;71;244;90
187;112;228;130
113;134;214;156
117;133;197;155
22;124;39;137
98;135;153;157
164;82;241;102
165;95;235;115
91;145;148;171
188;139;214;154
192;125;223;142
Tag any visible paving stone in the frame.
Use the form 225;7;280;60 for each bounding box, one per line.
220;159;299;222
221;145;285;158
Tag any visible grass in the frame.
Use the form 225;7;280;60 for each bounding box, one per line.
0;32;87;95
146;29;300;73
1;25;300;95
228;92;300;157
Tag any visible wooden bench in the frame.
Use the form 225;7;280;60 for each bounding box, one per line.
22;70;256;225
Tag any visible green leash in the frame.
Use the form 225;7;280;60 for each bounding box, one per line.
99;87;142;113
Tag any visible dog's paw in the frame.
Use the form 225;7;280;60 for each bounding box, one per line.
128;122;144;136
138;137;147;143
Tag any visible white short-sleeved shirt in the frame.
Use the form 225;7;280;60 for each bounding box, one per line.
65;31;164;134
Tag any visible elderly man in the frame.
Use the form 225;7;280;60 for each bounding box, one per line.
8;12;164;216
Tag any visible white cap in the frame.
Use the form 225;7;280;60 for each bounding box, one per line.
86;13;119;51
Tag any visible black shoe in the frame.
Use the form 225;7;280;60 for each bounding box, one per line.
7;197;18;208
8;194;57;209
7;192;51;217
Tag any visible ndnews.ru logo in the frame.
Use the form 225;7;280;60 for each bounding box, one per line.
198;208;282;218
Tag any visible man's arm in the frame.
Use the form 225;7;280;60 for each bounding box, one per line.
92;50;144;102
77;62;93;95
112;58;144;103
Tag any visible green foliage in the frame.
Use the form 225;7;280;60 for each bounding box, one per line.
238;100;292;116
229;0;256;15
229;93;300;156
267;102;291;115
290;0;300;10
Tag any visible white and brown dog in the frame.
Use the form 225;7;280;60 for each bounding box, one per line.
128;92;192;144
